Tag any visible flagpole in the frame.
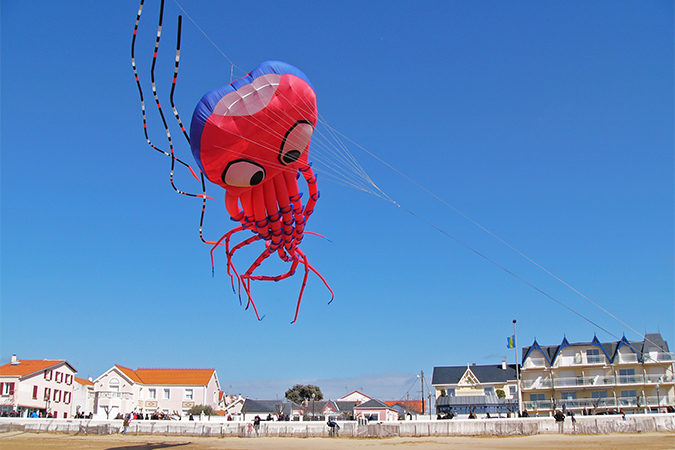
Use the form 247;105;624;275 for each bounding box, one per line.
513;319;522;414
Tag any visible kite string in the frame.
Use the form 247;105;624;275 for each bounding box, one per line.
163;0;669;357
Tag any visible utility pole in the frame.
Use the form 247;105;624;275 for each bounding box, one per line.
513;319;523;414
420;370;425;415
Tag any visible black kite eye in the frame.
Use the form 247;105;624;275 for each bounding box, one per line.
279;120;313;166
222;159;266;187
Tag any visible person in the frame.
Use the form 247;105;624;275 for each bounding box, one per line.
554;409;565;433
30;411;38;418
521;409;529;417
327;418;340;437
253;415;261;436
122;415;130;435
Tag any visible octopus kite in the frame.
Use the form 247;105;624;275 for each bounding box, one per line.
190;62;333;322
132;0;332;322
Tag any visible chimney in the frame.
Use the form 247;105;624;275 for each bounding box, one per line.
502;360;507;370
10;354;19;365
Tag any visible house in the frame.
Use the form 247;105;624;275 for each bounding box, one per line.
520;333;674;415
219;393;245;420
385;400;424;418
0;355;77;418
93;365;220;419
432;360;519;416
339;390;371;403
241;399;302;422
353;398;399;422
72;377;94;417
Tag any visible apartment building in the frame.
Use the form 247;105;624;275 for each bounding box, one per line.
520;333;674;415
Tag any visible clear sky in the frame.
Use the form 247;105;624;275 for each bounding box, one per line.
1;1;673;401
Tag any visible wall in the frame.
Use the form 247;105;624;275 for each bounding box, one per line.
1;413;673;437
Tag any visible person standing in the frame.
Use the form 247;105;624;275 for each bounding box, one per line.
554;409;565;433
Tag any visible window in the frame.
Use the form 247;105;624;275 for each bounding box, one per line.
484;387;494;396
592;390;608;399
163;389;171;400
185;389;193;400
65;374;73;385
619;368;636;384
1;383;14;396
561;391;577;400
587;349;604;364
64;392;71;404
149;389;156;399
109;378;120;392
55;372;63;383
620;389;637;399
33;385;39;399
530;393;545;402
44;370;52;381
509;386;517;396
44;387;51;401
53;389;61;403
446;389;455;397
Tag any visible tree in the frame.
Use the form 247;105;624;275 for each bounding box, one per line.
284;384;323;404
187;404;216;416
496;389;506;399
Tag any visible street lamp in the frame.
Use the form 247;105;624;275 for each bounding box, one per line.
655;384;660;414
311;393;316;421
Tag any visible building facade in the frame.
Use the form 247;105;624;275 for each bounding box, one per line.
0;355;78;418
93;365;220;419
432;361;519;416
520;333;674;415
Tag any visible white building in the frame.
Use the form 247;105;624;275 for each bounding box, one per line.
432;361;519;417
0;355;78;418
72;377;94;417
520;333;674;415
93;365;220;419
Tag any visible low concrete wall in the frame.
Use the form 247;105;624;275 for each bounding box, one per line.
1;414;673;438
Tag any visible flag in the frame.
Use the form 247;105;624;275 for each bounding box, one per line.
507;335;515;349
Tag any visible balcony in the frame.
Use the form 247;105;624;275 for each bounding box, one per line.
521;378;552;390
645;374;675;385
523;395;672;412
616;353;639;364
91;391;133;400
525;358;547;369
651;352;674;363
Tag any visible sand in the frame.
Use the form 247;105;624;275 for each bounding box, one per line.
0;431;674;450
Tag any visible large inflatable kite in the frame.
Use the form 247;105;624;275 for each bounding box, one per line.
132;0;332;322
190;62;333;322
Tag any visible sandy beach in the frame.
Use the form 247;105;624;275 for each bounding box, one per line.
1;431;674;450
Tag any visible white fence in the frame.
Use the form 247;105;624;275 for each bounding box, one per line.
1;414;674;438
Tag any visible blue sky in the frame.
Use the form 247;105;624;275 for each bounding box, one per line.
1;0;672;401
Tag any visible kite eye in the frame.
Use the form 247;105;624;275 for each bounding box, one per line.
279;121;313;166
222;159;266;187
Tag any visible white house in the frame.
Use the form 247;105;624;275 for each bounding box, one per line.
72;377;94;417
93;365;220;419
0;355;78;418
